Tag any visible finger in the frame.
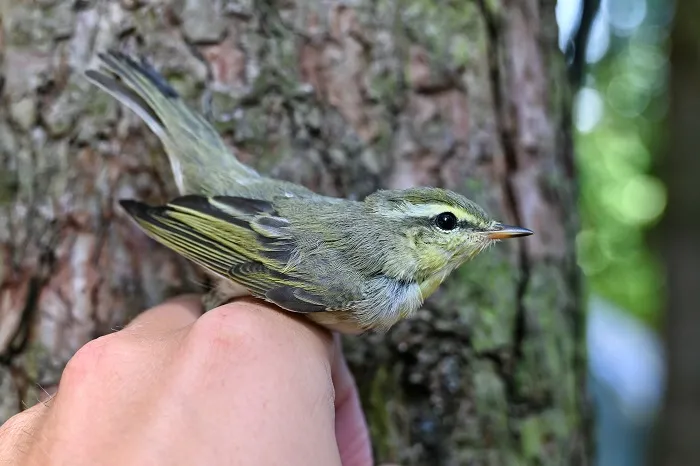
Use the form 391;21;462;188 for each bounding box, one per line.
332;334;373;466
163;300;342;465
121;294;202;338
33;296;205;464
0;402;50;463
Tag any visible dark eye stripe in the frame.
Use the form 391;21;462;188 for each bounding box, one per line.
457;219;484;230
413;215;484;230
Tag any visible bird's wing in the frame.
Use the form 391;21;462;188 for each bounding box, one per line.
119;195;343;313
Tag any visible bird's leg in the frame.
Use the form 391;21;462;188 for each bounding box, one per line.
202;280;252;311
201;289;230;311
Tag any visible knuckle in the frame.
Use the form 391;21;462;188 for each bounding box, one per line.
60;334;122;387
187;304;264;363
0;411;30;439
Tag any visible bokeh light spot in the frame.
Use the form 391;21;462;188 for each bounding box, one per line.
607;74;651;117
619;175;667;225
575;87;604;133
577;229;611;275
605;0;647;34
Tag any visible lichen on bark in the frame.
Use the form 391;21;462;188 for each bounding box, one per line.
0;0;586;464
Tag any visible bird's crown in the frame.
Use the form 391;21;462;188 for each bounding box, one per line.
365;187;494;230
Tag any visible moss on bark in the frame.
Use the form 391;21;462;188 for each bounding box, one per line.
0;0;586;463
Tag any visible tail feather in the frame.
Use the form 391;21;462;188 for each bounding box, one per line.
99;51;179;99
85;50;260;195
85;69;166;138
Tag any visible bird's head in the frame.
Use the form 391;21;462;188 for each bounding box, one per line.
365;187;532;294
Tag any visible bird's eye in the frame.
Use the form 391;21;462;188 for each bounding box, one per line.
435;212;458;231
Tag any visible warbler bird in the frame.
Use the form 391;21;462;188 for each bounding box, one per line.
86;50;532;334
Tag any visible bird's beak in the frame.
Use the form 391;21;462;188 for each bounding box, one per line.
486;223;533;240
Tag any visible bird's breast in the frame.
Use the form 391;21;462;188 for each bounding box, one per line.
305;312;366;334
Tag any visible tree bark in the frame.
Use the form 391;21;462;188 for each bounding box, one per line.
0;0;586;464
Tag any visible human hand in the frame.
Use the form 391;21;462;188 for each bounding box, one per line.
0;296;372;466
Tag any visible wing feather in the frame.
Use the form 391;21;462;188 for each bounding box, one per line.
265;286;328;313
119;195;332;313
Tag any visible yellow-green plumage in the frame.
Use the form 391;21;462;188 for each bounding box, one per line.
87;50;532;333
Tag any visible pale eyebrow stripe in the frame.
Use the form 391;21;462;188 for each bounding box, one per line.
384;203;481;224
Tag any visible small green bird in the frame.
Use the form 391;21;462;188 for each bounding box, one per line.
86;51;532;333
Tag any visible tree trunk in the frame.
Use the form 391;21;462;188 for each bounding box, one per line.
0;1;586;464
653;2;700;465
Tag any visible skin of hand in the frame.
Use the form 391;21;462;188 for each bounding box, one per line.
0;296;373;466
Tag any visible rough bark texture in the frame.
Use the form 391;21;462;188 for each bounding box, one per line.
0;0;585;464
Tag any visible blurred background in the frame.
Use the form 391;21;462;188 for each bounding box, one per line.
561;0;669;326
559;1;696;465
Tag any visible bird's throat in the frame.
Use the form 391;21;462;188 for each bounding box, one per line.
418;272;449;300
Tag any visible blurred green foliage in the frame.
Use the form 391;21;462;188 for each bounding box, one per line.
573;0;671;324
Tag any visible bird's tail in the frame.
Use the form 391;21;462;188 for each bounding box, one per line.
85;50;260;195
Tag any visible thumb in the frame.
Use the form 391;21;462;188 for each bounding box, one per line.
331;334;373;466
